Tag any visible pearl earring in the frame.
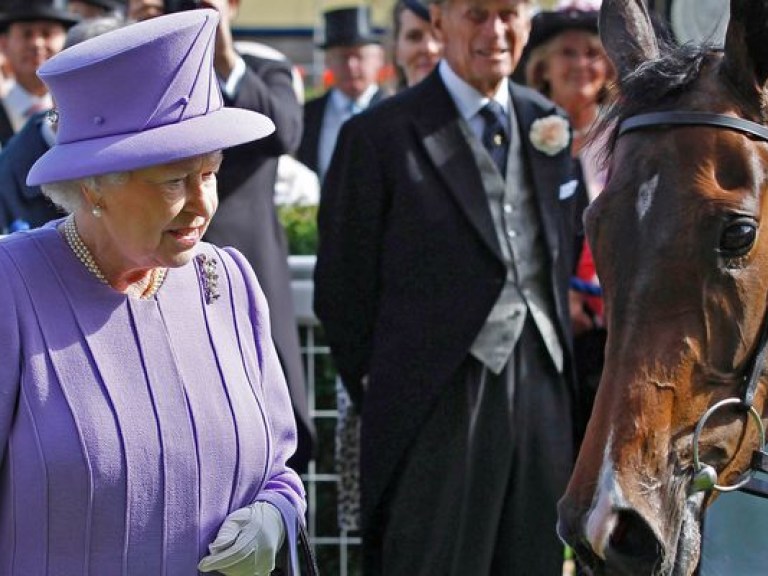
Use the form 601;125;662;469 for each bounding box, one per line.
92;204;102;218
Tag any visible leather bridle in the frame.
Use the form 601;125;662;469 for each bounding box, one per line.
618;111;768;497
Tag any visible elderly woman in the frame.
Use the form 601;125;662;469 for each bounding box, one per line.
0;10;307;576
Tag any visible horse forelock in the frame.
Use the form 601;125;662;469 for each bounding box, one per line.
594;44;715;169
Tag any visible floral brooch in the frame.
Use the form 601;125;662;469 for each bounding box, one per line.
529;115;570;156
195;253;220;304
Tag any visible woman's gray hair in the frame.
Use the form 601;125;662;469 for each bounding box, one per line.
41;172;129;214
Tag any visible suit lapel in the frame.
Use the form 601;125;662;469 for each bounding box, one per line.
511;86;561;261
370;87;388;107
0;103;14;147
300;93;331;172
413;72;503;261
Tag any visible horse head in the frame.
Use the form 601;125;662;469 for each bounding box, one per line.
557;0;768;574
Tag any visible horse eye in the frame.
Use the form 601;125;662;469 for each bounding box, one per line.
719;218;757;256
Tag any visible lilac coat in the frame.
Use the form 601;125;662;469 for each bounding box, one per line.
0;222;306;575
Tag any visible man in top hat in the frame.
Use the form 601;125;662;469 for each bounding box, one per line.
297;5;388;183
0;0;79;147
0;15;126;235
314;0;583;572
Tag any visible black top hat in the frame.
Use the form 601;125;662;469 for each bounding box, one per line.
0;0;81;33
319;6;381;49
527;6;599;53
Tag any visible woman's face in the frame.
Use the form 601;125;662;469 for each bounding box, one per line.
88;152;222;276
394;8;442;87
544;29;610;109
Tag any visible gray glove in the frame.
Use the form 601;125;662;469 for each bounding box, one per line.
198;501;285;576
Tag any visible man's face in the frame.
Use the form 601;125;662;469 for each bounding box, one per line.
0;21;67;84
430;0;532;96
325;44;384;100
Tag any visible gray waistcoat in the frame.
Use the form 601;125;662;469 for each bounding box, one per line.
463;113;564;374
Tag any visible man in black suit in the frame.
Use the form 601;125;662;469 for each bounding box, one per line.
314;0;582;573
0;1;79;148
0;15;126;234
0;109;61;233
296;6;388;183
128;0;315;474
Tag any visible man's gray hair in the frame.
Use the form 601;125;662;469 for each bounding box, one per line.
63;15;126;50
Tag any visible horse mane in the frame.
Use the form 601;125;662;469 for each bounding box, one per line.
593;41;715;168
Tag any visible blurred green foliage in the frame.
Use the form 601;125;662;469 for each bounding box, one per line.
279;204;319;255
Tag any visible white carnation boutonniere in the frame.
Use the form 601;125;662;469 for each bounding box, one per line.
529;115;570;156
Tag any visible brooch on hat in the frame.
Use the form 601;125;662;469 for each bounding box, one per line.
530;115;571;156
195;253;220;304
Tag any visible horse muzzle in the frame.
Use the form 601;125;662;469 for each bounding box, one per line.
557;496;700;576
558;501;662;575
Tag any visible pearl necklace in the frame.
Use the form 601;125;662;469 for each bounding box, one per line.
62;215;167;299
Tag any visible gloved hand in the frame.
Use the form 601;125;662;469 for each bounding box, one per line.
198;501;285;576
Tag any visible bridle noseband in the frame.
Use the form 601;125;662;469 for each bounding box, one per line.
618;111;768;497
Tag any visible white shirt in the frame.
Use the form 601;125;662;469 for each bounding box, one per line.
438;59;511;141
3;82;52;133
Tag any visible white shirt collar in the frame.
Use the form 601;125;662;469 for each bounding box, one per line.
330;84;379;114
219;56;246;100
3;82;52;132
438;59;511;121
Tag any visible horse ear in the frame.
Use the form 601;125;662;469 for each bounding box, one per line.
722;0;768;101
599;0;660;81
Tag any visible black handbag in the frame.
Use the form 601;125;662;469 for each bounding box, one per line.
272;520;319;576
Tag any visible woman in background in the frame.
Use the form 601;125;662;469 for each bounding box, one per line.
392;0;442;89
525;0;614;416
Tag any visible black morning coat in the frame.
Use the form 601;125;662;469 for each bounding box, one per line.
314;67;586;554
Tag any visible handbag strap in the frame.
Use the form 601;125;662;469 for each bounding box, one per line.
298;521;319;576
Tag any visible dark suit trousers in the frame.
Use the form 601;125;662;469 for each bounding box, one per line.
378;319;574;576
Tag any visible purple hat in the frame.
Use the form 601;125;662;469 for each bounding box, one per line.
27;9;274;186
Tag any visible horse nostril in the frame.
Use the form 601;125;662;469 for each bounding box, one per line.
606;509;663;575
